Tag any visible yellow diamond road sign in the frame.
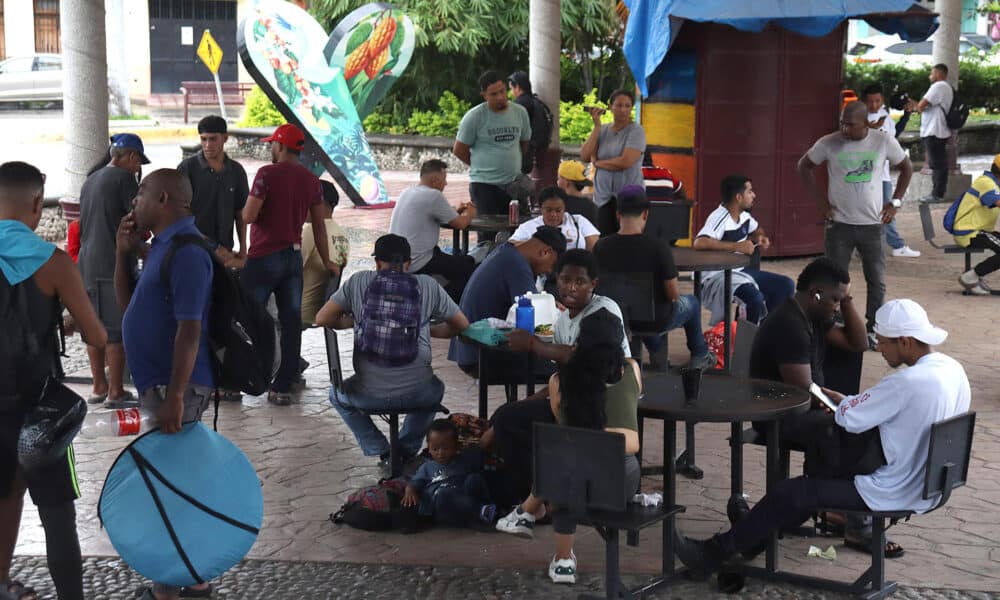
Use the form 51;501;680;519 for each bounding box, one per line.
197;29;223;74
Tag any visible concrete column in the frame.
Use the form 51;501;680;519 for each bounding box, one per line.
932;0;962;87
62;0;110;201
106;0;131;117
529;0;561;186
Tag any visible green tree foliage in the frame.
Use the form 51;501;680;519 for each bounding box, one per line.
406;91;472;137
237;86;286;127
845;61;1000;113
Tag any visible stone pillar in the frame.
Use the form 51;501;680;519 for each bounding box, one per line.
62;0;110;201
529;0;561;188
933;0;963;174
106;0;132;117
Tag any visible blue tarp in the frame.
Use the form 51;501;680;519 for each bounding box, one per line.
624;0;917;96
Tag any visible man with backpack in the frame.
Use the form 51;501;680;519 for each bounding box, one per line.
906;64;955;203
947;154;1000;295
113;169;217;600
316;234;470;474
1;161;107;600
509;71;553;175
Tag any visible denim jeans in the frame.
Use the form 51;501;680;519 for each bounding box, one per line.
734;269;795;324
824;222;885;331
881;181;905;250
643;294;709;357
330;375;446;457
242;248;304;392
432;473;492;527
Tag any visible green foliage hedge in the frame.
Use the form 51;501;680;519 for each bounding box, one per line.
844;61;1000;113
237;86;286;128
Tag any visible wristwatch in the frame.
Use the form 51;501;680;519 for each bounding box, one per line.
891;198;902;208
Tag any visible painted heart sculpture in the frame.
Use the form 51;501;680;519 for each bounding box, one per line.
238;1;415;206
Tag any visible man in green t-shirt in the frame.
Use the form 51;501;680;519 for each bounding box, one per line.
453;71;532;227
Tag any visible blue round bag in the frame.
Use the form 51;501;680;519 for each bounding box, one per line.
98;422;263;586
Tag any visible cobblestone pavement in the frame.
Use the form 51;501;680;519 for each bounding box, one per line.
9;556;1000;600
17;160;1000;598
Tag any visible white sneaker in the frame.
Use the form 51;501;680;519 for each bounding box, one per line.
968;282;991;296
548;552;577;584
496;506;535;539
892;246;921;258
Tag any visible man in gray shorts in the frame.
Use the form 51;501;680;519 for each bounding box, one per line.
78;133;148;408
115;168;218;600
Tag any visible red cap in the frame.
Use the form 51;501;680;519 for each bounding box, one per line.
262;123;305;150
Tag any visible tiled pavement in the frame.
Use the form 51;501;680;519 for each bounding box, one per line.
12;164;1000;598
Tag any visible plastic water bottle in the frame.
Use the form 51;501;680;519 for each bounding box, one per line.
515;296;535;332
78;407;155;438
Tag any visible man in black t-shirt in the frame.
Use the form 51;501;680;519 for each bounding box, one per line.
593;186;715;370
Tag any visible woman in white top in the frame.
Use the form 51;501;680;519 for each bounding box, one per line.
509;187;599;251
579;89;647;235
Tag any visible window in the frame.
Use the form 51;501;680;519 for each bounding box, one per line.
36;56;62;71
0;57;35;74
34;0;61;54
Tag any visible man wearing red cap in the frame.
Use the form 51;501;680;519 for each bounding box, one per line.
242;123;340;405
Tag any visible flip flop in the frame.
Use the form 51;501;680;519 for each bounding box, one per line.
103;390;139;409
180;583;215;598
87;392;108;405
844;536;905;559
2;581;40;600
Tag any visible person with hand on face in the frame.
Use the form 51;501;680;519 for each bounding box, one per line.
389;159;477;303
0;162;107;600
242;123;339;406
676;299;969;575
78;132;149;410
114;169;217;600
453;71;531;232
177;115;250;269
580;89;647;235
509;187;599;251
694;175;794;324
798;101;914;349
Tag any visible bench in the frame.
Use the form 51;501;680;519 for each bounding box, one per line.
917;201;987;276
534;423;685;600
729;411;976;599
179;81;254;124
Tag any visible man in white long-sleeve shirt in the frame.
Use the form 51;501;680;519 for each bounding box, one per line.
675;299;970;571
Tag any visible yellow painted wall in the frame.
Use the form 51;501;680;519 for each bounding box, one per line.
642;102;695;149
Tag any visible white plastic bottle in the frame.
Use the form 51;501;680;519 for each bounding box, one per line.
78;408;155;438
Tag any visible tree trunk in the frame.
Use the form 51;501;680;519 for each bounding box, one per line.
62;0;110;201
932;0;961;87
106;0;131;117
530;0;561;147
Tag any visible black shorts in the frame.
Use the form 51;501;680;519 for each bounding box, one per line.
0;405;81;507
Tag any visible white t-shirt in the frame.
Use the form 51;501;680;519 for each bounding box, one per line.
509;213;599;250
695;204;757;278
868;107;897;182
920;80;953;139
835;352;970;514
553;293;632;358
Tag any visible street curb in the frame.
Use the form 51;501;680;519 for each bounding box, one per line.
33;125;198;145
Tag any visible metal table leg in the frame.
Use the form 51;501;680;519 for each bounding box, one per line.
453;229;462;255
675;269;704;479
663;419;678;577
766;420;781;572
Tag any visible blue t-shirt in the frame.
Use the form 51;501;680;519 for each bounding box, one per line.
122;216;215;393
409;447;482;515
447;243;535;367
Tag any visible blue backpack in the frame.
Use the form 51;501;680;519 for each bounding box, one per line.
356;271;422;367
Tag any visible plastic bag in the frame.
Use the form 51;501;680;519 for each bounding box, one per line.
703;320;737;370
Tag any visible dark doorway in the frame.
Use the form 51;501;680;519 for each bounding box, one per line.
148;0;239;94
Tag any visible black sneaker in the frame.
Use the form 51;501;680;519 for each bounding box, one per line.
726;494;750;526
673;530;725;576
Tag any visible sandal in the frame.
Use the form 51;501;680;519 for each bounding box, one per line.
87;392;108;405
815;511;846;536
180;583;215;598
103;390;139;409
133;586;155;599
3;581;40;600
267;390;293;406
844;535;905;559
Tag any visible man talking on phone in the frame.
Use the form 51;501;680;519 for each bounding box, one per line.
693;175;794;324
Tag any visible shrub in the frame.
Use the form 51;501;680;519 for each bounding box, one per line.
845;61;1000;113
237;86;286;128
406;91;471;137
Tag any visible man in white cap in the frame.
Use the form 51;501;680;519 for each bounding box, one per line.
675;299;970;573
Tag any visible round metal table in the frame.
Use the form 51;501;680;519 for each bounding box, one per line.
444;214;529;255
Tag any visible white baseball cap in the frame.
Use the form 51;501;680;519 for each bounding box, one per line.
873;299;947;346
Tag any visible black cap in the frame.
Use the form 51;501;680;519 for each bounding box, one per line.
508;70;530;90
372;234;411;263
532;225;566;255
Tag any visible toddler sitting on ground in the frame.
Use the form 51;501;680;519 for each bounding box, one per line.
402;419;496;528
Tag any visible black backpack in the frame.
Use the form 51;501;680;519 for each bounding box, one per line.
0;274;42;400
160;235;279;398
943;85;969;130
529;93;553;151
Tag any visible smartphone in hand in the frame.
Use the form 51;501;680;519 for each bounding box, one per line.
809;382;838;412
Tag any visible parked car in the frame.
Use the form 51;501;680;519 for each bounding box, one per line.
0;54;62;103
847;33;999;67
